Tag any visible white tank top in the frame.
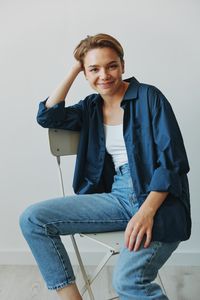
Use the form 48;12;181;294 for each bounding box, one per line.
103;123;128;170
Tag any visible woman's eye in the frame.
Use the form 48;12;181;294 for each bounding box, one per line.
108;64;118;70
90;68;98;73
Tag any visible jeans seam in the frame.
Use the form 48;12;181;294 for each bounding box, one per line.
45;228;75;285
45;219;130;227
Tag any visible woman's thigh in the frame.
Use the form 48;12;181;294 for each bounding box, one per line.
22;192;132;235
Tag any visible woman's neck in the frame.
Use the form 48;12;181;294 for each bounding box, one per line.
102;81;129;108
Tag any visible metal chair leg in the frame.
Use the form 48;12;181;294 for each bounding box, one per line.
158;272;167;296
71;235;95;300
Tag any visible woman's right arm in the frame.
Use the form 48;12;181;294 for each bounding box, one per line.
37;61;84;130
45;61;83;109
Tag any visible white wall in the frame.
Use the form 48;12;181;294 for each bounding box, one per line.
1;0;199;265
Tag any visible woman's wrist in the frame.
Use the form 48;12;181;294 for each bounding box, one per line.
46;62;82;109
139;191;169;217
71;61;83;75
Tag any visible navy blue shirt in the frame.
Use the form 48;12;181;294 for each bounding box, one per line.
37;76;191;243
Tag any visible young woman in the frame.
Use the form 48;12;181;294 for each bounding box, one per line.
20;33;191;300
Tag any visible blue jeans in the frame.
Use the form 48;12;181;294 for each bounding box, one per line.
19;163;179;299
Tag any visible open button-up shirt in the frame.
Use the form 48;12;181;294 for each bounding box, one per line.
37;76;191;243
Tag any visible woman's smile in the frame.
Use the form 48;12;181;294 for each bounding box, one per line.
97;80;115;89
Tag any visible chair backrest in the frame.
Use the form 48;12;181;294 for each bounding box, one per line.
48;128;80;157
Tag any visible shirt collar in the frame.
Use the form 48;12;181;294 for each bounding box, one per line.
123;76;140;100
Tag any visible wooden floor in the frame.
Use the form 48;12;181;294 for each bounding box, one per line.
0;265;199;300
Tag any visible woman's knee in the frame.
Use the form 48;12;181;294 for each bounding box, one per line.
19;202;44;236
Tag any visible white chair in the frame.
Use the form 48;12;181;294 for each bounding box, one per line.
48;128;166;300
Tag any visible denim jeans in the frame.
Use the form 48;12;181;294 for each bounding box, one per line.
19;163;179;299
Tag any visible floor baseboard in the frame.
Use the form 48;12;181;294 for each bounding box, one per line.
0;249;199;266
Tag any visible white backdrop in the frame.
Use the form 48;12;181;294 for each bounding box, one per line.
0;0;199;265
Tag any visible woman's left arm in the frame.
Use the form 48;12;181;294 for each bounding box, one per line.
125;86;190;251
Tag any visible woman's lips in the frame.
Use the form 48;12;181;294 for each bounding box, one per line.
98;81;114;88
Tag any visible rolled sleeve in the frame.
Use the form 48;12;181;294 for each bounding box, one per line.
148;167;182;197
36;98;83;130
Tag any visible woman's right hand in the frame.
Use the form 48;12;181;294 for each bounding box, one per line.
46;60;83;109
72;60;83;75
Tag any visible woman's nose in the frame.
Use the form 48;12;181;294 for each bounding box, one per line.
99;69;110;80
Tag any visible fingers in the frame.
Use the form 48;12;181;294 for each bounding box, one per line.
144;229;152;248
124;221;136;248
125;224;144;251
133;231;145;251
125;222;152;252
128;228;145;251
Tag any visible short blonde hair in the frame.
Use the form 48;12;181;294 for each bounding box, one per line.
74;33;124;66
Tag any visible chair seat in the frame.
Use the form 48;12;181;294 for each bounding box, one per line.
80;231;125;253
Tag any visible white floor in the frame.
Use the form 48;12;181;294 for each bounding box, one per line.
0;265;199;300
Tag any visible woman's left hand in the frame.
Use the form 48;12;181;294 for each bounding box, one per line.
124;207;154;252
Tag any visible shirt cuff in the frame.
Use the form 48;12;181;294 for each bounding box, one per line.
39;98;65;112
148;167;182;197
37;99;66;125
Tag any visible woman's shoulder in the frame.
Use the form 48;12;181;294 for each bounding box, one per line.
139;81;162;96
127;76;163;99
138;79;167;101
133;78;172;113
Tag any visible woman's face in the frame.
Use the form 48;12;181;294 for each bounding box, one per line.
83;47;125;98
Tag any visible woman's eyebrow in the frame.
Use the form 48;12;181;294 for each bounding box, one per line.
88;61;118;68
88;64;98;68
107;60;118;65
